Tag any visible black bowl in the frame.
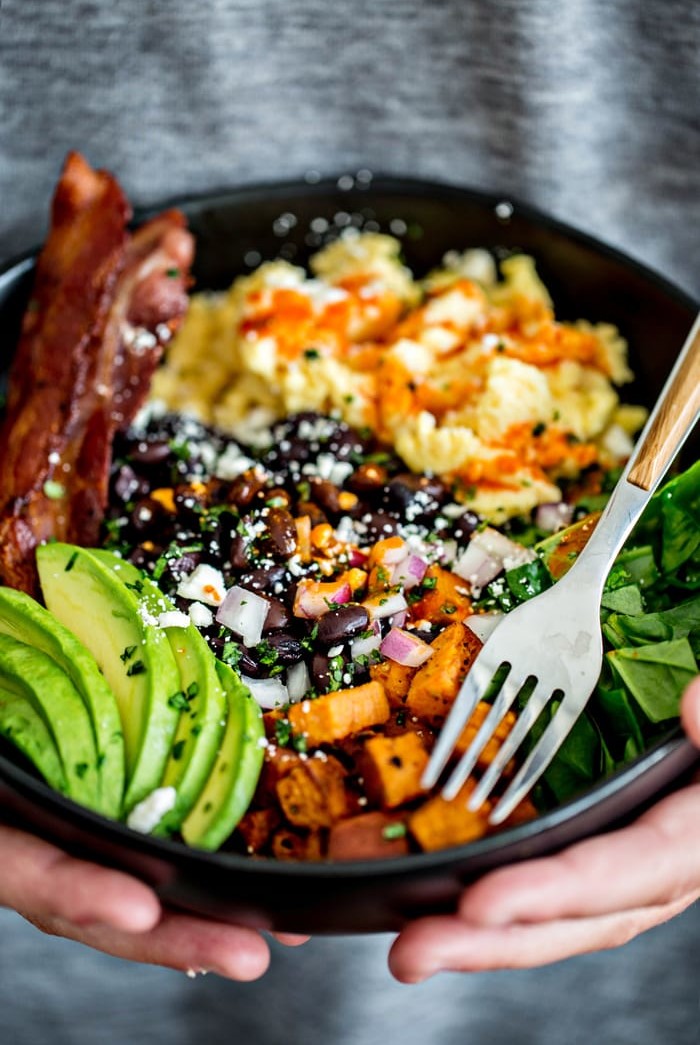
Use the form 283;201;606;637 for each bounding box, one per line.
0;176;697;934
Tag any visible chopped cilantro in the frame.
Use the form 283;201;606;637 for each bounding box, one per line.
382;822;407;840
172;740;186;760
64;551;79;572
43;480;65;500
168;691;191;711
126;660;146;676
74;762;89;779
120;644;138;663
292;734;308;754
304;348;320;360
275;718;292;747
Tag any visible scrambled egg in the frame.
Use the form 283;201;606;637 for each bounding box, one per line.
152;231;644;522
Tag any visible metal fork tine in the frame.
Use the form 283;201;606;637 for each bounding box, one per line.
488;698;583;825
441;672;526;801
466;680;552;811
419;659;497;790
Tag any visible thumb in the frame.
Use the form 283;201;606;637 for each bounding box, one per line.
680;676;700;747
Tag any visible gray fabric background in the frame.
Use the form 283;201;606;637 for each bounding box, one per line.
1;2;699;1043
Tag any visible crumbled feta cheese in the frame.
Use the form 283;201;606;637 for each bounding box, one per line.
157;609;191;629
126;786;177;834
215;444;256;480
188;602;214;628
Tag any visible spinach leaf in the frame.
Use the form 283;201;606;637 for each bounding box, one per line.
505;558;552;603
606;637;698;723
600;584;644;616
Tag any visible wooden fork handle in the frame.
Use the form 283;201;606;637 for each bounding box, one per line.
628;314;700;491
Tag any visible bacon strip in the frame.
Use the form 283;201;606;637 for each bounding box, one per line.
0;152;194;594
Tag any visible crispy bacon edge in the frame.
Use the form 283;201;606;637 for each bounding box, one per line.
0;152;194;595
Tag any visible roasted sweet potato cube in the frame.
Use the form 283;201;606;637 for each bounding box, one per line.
453;700;517;770
328;811;410;860
271;827;324;861
492;796;539;830
406;622;482;723
408;781;491;852
236;808;281;853
360;732;429;809
276;755;349;828
369;658;417;707
408;565;472;625
287;680;390;746
256;746;305;803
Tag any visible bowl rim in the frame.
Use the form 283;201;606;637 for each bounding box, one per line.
0;172;698;880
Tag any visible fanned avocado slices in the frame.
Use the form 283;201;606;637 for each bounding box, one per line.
182;660;265;851
89;550;228;835
0;586;125;817
0;686;67;795
36;543;181;813
0;633;100;809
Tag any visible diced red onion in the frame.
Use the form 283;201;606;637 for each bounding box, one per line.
363;589;409;620
535;501;574;533
454;526;534;593
377;539;408;565
351;620;382;659
389;610;407;628
465;611;504;643
348;547;369;567
242;674;290;710
286;660;310;704
453;541;502;593
216;585;269;647
293;580;352;618
392;553;428;590
380;627;434;667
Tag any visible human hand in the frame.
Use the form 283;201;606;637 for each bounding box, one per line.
389;676;700;983
0;824;306;979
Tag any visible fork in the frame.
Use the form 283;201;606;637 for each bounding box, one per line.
421;312;700;825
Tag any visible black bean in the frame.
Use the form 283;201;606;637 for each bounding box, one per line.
229;535;250;570
261;598;291;632
451;511;480;543
226;471;266;508
264;507;298;559
317;604;370;647
238;564;287;594
358;511;399;543
296;500;328;528
310;651;333;692
264;631;303;665
310;479;345;515
128;439;172;466
165;551;202;581
130;496;169;533
384;473;449;519
128;545;157;569
348;462;388;495
113;464;149;503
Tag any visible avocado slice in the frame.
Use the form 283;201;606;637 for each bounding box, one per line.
0;633;100;809
89;550;227;834
181;661;264;851
0;586;125;817
36;543;181;813
0;685;67;794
